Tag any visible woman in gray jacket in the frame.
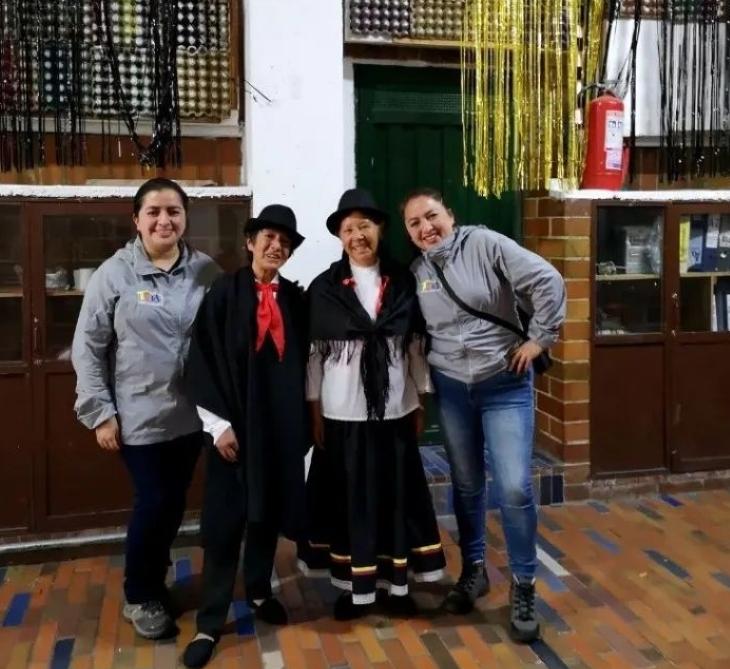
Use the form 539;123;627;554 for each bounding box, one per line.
72;178;219;641
402;188;565;643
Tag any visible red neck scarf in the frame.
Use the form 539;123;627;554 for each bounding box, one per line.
255;282;285;360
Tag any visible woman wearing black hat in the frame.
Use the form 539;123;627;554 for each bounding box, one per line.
182;205;309;668
298;189;445;621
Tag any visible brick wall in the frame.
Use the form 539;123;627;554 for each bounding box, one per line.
523;195;592;466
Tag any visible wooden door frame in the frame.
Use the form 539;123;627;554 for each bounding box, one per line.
665;202;730;473
28;200;134;532
589;200;670;478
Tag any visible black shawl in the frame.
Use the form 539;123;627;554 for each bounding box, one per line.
184;267;308;538
308;253;425;421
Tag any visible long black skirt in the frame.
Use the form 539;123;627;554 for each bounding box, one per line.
298;413;445;605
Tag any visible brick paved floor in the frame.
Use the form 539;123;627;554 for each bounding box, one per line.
1;489;730;668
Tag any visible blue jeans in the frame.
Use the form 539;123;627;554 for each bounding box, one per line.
432;368;537;579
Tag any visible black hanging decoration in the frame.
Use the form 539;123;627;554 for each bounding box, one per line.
604;0;730;184
0;0;232;172
657;0;729;183
92;0;181;167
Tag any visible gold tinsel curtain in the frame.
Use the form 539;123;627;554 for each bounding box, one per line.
461;0;606;197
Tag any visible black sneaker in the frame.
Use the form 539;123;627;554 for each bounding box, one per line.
509;576;540;642
442;561;490;614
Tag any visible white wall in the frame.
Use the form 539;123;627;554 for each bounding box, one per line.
244;0;351;286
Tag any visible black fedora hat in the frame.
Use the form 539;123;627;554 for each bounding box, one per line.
245;204;305;250
326;188;389;236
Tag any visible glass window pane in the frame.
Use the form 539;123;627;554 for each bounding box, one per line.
679;213;730;332
595;207;663;335
0;206;23;361
44;213;131;360
187;202;248;272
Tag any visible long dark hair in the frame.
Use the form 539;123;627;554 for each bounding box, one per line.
132;178;189;216
399;187;447;217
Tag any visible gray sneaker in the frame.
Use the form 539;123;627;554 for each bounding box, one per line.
123;600;175;640
509;576;540;642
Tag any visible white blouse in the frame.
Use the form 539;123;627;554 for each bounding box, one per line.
306;262;432;422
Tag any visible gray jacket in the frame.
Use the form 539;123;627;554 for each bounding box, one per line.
72;237;220;445
411;226;566;384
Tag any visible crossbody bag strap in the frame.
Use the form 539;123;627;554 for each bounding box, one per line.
431;262;528;341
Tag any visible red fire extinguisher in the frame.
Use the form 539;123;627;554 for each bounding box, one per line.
581;90;629;190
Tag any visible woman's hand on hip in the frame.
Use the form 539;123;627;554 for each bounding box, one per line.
95;416;120;451
215;427;239;462
509;340;543;375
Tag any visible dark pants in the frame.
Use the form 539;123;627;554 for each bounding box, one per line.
119;431;203;604
196;445;279;637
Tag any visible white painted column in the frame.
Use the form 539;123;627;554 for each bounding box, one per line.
244;0;350;286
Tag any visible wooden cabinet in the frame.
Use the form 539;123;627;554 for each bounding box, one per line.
591;202;730;477
0;194;250;536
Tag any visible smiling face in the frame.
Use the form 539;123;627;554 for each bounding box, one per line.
133;188;187;256
338;211;382;267
403;195;456;251
246;227;292;276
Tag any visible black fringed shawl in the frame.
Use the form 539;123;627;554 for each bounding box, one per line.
184;267;308;538
308;254;425;421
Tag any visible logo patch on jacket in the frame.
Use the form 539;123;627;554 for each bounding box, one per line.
137;290;164;305
419;279;442;294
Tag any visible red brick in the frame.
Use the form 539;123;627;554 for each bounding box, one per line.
553;340;590;362
566;299;590;320
524;217;550;237
537;392;564;420
551;217;592;237
538;198;591;217
566;279;590;300
563;401;590;422
564;421;590;443
523;197;539;218
561;259;591;279
551;380;590;401
561;320;592;340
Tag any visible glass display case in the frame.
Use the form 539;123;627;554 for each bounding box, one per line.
677;213;730;333
595;206;664;335
591;201;730;479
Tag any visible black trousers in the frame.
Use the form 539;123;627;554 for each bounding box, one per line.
119;431;203;604
195;444;279;637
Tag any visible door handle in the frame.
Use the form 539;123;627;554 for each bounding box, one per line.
32;316;40;357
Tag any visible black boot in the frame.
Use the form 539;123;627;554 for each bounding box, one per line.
509;576;540;642
442;561;490;614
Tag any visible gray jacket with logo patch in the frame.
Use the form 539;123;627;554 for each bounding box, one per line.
411;226;566;384
72;237;220;445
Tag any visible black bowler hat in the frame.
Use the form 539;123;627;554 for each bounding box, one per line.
245;204;305;250
326;188;389;236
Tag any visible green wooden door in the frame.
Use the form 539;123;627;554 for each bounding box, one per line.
355;65;521;444
355;64;520;265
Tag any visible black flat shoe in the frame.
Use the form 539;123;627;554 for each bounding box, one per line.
249;597;288;625
384;593;418;618
182;635;218;669
333;592;371;621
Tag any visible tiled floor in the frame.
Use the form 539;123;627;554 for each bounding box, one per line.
2;490;730;668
